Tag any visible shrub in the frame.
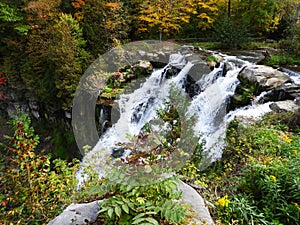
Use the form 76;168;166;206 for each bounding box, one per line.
0;113;79;224
194;110;300;225
212;15;251;49
216;194;268;225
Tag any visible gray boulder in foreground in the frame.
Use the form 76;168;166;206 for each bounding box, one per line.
177;181;215;225
47;200;101;225
48;181;214;225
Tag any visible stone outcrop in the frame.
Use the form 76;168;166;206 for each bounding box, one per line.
229;65;298;110
238;65;291;91
177;181;215;225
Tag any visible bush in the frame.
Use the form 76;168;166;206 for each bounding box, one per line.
193;110;300;225
212;15;251;49
0;113;79;224
220;114;300;224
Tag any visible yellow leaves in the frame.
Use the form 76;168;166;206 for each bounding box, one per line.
74;12;84;22
216;195;230;207
136;0;195;34
105;2;122;12
198;13;214;23
28;151;35;159
198;2;218;11
180;16;191;24
136;197;146;204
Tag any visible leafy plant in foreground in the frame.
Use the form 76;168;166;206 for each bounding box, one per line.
97;176;188;225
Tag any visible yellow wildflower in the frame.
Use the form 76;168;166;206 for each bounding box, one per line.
279;132;292;143
216;195;230;207
292;202;300;211
283;136;292;143
270;175;276;182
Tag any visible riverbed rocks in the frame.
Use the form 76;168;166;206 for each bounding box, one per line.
229;65;295;110
269;100;299;112
260;83;300;104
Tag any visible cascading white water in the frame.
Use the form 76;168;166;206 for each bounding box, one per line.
78;51;299;182
187;56;252;167
77;54;194;182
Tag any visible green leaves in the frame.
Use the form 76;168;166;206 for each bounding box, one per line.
0;3;23;22
115;205;122;217
14;25;30;35
121;204;129;214
98;177;187;224
207;110;300;224
132;216;159;225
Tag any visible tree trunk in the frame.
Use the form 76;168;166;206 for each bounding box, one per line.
228;0;231;20
294;3;300;24
159;31;162;41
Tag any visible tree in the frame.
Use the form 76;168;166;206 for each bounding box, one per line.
18;0;62;111
0;2;29;60
275;0;300;39
82;0;130;56
193;0;222;31
135;0;194;40
49;13;90;110
228;0;282;36
135;0;224;40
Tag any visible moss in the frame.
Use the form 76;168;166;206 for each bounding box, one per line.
229;76;258;110
205;55;218;63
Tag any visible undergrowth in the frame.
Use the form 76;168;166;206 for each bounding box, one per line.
180;110;300;225
0;113;79;224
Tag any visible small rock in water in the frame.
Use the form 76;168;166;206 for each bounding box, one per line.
111;146;125;158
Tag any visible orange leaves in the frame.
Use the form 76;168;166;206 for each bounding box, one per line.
72;0;85;9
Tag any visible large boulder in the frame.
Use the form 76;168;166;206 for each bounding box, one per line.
229;65;293;110
238;65;291;91
259;83;300;104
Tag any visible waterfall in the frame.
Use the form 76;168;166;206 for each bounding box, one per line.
187;56;251;168
78;50;298;183
77;54;194;182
